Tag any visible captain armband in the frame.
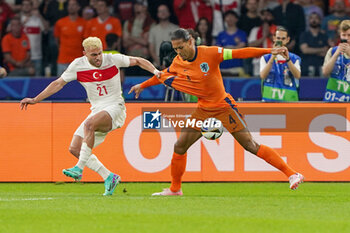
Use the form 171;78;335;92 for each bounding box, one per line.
223;49;233;61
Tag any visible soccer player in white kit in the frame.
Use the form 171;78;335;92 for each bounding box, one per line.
20;37;160;195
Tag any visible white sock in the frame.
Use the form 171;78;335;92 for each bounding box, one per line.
86;154;111;180
76;142;92;169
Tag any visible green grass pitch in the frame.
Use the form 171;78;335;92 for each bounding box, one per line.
1;182;350;233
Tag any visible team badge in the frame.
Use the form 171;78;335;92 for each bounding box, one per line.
105;24;112;31
200;62;209;73
92;71;102;79
22;40;28;48
77;26;83;32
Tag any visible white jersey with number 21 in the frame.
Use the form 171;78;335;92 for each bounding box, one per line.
61;53;130;110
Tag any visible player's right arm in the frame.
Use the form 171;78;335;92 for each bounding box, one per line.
128;66;177;99
128;75;162;99
20;77;67;110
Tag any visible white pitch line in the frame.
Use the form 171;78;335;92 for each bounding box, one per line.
0;197;55;201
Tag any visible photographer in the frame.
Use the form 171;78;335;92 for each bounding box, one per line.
260;26;301;102
322;20;350;102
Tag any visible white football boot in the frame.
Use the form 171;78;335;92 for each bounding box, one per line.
289;173;304;190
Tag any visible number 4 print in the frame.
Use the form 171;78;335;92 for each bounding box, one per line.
97;84;108;96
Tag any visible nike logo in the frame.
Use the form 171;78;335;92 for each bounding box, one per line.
107;176;118;191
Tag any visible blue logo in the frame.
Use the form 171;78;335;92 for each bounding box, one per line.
200;62;209;73
143;110;161;129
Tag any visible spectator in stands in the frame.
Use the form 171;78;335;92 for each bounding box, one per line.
82;5;96;20
312;0;325;12
42;0;68;27
322;0;350;47
54;0;86;76
195;17;213;46
173;0;196;29
12;0;42;13
211;0;241;38
7;0;22;13
2;17;35;77
123;0;154;59
149;4;179;67
196;0;213;23
89;0;98;9
248;8;277;76
0;0;15;39
299;12;328;77
84;0;122;50
20;0;48;76
113;0;135;23
328;0;350;19
104;33;120;54
216;10;247;76
0;0;15;68
248;8;276;48
238;0;262;76
298;0;323;30
258;0;279;11
260;26;301;102
0;66;7;78
39;0;68;77
272;0;305;53
322;20;350;102
238;0;262;37
147;1;176;23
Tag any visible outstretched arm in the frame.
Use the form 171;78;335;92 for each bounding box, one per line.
223;47;285;60
129;56;161;77
128;75;161;99
20;77;67;110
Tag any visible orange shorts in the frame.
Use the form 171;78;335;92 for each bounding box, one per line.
189;97;247;134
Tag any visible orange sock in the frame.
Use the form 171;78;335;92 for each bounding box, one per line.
257;144;296;177
169;152;187;192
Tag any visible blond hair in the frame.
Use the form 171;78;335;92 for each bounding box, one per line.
82;37;103;50
339;20;350;32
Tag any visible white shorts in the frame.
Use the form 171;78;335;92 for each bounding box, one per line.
74;103;126;148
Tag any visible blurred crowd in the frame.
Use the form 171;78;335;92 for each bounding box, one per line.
0;0;349;77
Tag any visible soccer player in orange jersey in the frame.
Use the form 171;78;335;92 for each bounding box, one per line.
129;29;304;196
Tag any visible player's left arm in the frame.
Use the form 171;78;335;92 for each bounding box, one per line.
129;56;161;77
222;47;285;60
